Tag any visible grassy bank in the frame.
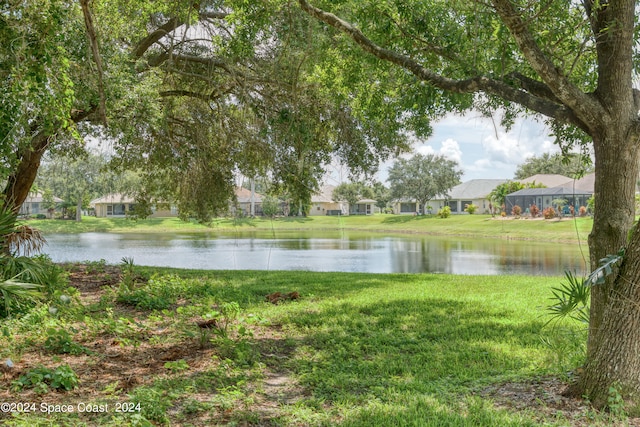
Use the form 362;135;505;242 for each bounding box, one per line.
28;214;593;244
0;265;616;426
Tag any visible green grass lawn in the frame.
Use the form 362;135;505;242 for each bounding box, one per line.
28;214;593;244
0;266;608;426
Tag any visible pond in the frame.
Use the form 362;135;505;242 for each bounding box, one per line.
42;231;588;276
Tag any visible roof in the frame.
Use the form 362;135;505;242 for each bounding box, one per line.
355;198;377;204
507;186;593;197
90;193;135;205
571;173;595;192
235;187;263;203
433;179;507;200
519;174;573;188
24;191;63;203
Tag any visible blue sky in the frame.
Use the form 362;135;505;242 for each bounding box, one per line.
375;113;561;184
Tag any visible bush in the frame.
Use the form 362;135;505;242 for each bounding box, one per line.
543;207;556;219
511;205;522;217
579;206;587;216
529;204;540;218
44;327;89;355
12;364;79;393
464;204;477;214
261;196;281;218
437;206;451;218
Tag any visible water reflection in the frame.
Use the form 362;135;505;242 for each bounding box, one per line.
43;231;588;276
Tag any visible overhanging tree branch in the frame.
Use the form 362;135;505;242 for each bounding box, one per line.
132;11;230;60
489;0;605;129
297;0;588;132
80;0;107;124
159;88;232;101
132;18;183;59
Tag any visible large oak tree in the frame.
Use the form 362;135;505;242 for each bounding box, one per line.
298;0;640;410
1;0;409;222
388;154;462;213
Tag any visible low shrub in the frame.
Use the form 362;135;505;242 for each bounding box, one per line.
543;207;556;219
579;206;587;216
511;205;522;217
12;364;79;393
116;274;185;310
437;206;451;218
529;204;540;218
464;204;477;214
117;289;172;310
44;327;89;355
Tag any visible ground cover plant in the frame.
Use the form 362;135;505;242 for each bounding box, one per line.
0;262;633;426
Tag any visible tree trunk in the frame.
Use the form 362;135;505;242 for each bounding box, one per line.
2;132;53;213
570;128;640;410
76;196;83;222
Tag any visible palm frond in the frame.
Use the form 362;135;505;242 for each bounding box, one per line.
0;277;43;317
0;207;46;256
545;270;590;327
6;225;46;256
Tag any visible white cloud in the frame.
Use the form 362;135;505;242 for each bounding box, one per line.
415;138;462;163
377;113;566;183
481;132;535;165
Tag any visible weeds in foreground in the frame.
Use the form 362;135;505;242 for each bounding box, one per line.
2;266;631;426
11;364;79;393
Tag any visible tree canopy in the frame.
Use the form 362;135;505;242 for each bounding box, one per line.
388;154;461;213
332;182;374;207
35;152;140;220
514;153;593;180
1;0;411;221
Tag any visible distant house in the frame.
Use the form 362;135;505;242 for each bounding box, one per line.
310;185;343;216
432;179;507;214
504;173;595;215
349;199;377;215
19;191;63;217
390;200;421;214
91;194;135;217
91;194;178;218
505;186;593;214
232;187;264;216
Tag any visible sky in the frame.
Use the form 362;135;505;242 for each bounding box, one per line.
374;113;561;184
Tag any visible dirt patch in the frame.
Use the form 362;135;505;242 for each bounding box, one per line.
480;377;640;426
0;263;305;426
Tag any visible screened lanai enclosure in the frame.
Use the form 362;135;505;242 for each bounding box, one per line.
505;187;593;216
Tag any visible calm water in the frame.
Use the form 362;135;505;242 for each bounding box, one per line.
42;231;588;275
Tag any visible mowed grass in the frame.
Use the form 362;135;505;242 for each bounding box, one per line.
29;214;593;243
1;267;591;426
